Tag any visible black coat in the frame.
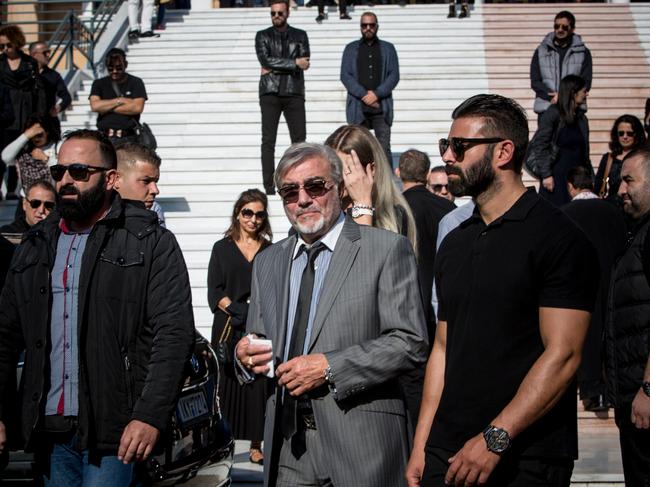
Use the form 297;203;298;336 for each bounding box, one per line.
529;104;590;179
0;196;194;451
255;25;310;97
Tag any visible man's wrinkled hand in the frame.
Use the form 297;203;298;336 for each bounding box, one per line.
445;433;500;486
362;90;379;106
236;334;273;376
276;353;328;396
118;420;159;464
631;389;650;429
296;57;310;70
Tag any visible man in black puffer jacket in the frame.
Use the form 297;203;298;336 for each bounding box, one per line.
606;146;650;486
255;0;310;195
0;129;194;485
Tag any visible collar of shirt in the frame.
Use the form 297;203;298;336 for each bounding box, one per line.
467;187;538;227
292;212;345;259
572;191;599;201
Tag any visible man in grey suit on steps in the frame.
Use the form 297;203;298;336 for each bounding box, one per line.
236;142;428;487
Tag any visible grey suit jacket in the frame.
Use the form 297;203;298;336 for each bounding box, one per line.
246;217;428;487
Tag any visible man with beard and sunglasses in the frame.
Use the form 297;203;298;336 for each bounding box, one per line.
90;48;148;147
256;0;310;196
235;142;427;487
530;10;592;120
406;94;599;487
0;129;193;485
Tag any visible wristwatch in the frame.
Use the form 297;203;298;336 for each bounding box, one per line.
350;204;375;219
482;425;511;454
642;381;650;398
324;366;334;384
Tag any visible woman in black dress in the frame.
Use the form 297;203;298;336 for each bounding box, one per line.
207;188;272;465
594;114;646;202
532;74;590;206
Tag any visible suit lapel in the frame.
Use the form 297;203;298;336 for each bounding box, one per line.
308;219;360;351
274;235;297;362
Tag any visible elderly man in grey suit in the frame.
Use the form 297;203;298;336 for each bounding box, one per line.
236;142;428;487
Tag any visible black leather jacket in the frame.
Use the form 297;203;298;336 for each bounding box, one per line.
255;25;310;97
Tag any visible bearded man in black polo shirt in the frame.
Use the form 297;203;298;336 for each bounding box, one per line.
89;48;147;148
406;94;598;487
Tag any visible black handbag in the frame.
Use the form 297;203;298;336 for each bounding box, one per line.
110;81;157;150
215;317;241;366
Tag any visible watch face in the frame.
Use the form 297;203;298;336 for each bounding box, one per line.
485;428;510;453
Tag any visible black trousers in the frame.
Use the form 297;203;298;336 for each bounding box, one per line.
360;111;392;168
422;446;573;487
316;0;346;15
615;404;650;486
260;94;306;192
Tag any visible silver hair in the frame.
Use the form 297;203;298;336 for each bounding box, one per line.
274;142;343;188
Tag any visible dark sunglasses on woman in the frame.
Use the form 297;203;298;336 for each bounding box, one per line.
618;131;635;137
241;208;268;220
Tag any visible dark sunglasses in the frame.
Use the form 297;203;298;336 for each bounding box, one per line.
50;163;108;182
554;23;571;31
26;198;55;210
278;178;333;204
0;43;12;50
241;208;268;220
361;22;377;28
439;137;505;161
270;10;285;17
106;64;125;72
431;184;448;192
618;131;635;137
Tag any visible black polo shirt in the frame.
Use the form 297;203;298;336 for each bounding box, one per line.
429;188;598;459
89;73;147;131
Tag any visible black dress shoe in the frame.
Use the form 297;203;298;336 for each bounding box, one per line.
139;31;160;38
128;30;140;40
340;12;351;19
459;4;469;18
316;13;325;23
582;395;611;412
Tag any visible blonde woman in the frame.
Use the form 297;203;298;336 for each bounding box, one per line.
325;124;417;254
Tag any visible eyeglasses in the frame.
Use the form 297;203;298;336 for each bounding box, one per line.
278;178;333;204
431;184;448;192
241;208;268;220
50;163;109;182
439;137;505;161
554;23;571;32
0;43;12;50
26;198;55;210
618;131;635;137
270;10;285;17
106;64;125;72
361;22;377;29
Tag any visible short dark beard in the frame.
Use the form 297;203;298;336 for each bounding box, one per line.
57;173;108;223
445;147;496;198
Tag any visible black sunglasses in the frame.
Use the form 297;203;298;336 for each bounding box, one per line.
106;64;125;72
618;131;635;137
50;163;109;182
270;10;285;17
0;43;12;50
431;184;448;192
554;23;571;31
241;208;268;220
278;178;333;204
26;198;56;210
439;137;504;161
361;22;377;28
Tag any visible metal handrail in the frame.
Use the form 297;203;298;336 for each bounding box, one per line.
1;0;124;72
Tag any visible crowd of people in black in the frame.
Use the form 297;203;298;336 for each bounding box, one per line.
0;4;650;487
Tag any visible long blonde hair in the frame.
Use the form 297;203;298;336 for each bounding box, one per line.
325;125;418;255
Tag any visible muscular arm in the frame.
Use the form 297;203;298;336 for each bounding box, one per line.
89;96;144;116
492;307;589;437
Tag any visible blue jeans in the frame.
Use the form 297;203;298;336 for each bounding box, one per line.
42;437;139;487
